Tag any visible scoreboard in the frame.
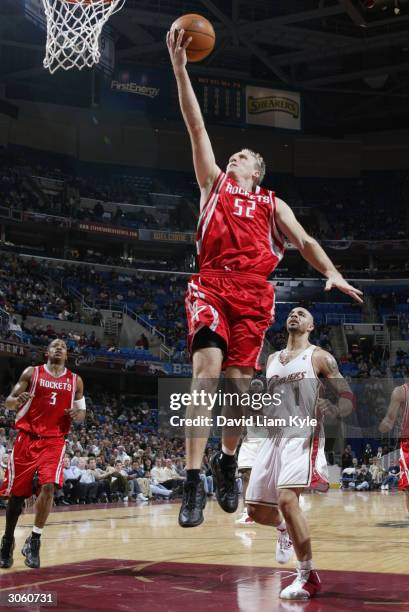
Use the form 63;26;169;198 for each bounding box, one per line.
192;76;244;125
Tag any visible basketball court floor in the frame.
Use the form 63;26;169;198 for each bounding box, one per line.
0;490;408;611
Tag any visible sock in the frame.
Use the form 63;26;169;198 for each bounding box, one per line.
221;445;235;456
276;520;287;532
4;496;25;541
31;526;43;540
297;559;313;572
186;469;200;484
220;450;236;470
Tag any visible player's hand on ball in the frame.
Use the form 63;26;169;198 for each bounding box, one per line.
166;28;192;69
16;392;34;407
325;274;363;304
317;399;338;418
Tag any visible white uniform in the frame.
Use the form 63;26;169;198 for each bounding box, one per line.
238;436;265;470
246;345;329;506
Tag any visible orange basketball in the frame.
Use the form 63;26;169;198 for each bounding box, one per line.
171;14;215;63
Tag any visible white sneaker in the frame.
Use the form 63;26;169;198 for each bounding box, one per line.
123;496;128;502
235;509;255;525
137;493;149;501
280;568;321;599
275;529;294;564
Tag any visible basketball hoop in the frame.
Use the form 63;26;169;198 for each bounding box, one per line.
41;0;125;73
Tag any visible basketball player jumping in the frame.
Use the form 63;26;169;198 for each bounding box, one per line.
379;385;409;515
167;29;363;528
246;307;354;599
0;339;85;569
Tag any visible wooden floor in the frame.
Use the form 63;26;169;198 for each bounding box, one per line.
1;490;409;610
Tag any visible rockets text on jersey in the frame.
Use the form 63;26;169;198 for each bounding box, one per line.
196;171;285;277
15;364;77;437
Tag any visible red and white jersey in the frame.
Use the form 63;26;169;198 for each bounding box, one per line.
197;171;285;277
15;364;77;437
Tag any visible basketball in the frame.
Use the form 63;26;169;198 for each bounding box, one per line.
171;14;215;62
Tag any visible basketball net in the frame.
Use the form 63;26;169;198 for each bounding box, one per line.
41;0;125;73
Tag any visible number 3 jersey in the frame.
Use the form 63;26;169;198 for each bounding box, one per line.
15;364;77;437
196;171;285;277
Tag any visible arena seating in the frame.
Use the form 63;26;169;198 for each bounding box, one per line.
0;145;406;239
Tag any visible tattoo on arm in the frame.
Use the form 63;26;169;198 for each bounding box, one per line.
325;355;341;377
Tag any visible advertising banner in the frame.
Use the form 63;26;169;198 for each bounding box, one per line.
77;222;138;239
246;86;301;130
103;65;174;116
140;230;195;244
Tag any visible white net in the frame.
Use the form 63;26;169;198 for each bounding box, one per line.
41;0;125;73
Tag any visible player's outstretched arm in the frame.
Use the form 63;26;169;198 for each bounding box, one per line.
5;367;34;410
313;349;354;418
65;376;86;423
379;385;404;433
275;198;363;304
166;29;220;204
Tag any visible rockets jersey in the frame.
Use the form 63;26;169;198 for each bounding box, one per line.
266;345;322;437
15;364;77;437
196;171;285;277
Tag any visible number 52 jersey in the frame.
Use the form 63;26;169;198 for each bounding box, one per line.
197;170;285;277
15;364;78;437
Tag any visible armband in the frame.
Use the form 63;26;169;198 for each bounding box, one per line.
73;397;86;411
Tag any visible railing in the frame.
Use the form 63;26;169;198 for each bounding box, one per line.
379;448;400;471
160;344;172;361
123;304;166;344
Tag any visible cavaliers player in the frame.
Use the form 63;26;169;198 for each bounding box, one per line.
379;385;409;515
167;29;363;528
246;307;354;599
0;339;85;569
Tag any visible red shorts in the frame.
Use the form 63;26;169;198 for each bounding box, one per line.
0;430;66;498
399;441;409;490
186;271;275;370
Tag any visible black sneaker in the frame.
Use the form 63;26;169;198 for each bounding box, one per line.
21;536;41;569
178;480;206;528
210;452;239;513
0;536;15;568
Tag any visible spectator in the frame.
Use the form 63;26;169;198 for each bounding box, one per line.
381;465;400;490
77;457;99;504
362;443;373;466
355;466;372;491
87;457;112;502
125;459;149;501
151;458;183;493
341;447;353;469
369;458;384;489
63;456;82;503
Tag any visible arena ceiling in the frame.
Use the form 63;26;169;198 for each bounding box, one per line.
0;0;409;133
